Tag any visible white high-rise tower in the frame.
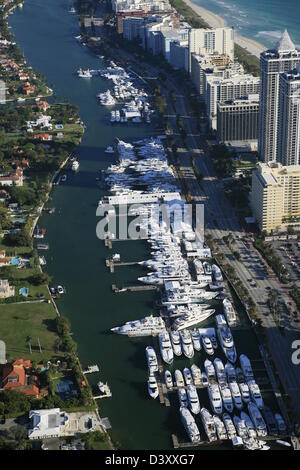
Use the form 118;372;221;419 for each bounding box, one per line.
258;30;300;162
277;66;300;165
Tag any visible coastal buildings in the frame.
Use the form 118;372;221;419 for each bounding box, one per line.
205;73;260;130
169;39;188;70
29;409;70;440
188;27;234;71
251;162;300;233
0;279;15;298
258;30;300;163
217;94;259;147
112;0;171;13
277;67;300;166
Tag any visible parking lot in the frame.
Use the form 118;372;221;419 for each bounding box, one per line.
273;241;300;286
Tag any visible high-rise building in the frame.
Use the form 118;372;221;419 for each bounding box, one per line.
205;73;260;130
188;27;234;71
258;30;300;162
277;67;300;166
217;95;259;145
251;162;300;233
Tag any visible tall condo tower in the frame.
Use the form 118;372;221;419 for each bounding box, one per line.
277;67;300;165
258;30;300;162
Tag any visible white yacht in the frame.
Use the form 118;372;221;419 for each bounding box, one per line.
98;90;116;106
191;329;201;351
71;160;79;172
241;411;257;438
180;330;194;359
240;354;254;381
190;364;202;386
170;330;182;356
212;264;223;283
77;68;92;78
213;415;227;440
172;308;215;331
216;315;237;363
222;298;237;326
229;381;243;410
202;335;214;356
220;384;234;413
200;408;217;442
248;380;264;409
213;357;226;385
145;346;158;374
164;370;173;390
233;416;248;439
147;375;159;399
104;146;114;154
178;388;188;407
111;315;165;336
223;413;237;440
225;362;236;383
158;330;174;365
204;359;216;382
274;414;286;434
208;383;223;415
183;368;193;386
238;382;250;403
175;369;185;388
187;385;200;415
248;403;267;437
180;407;201;443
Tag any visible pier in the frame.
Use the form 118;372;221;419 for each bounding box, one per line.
112;284;158;292
105;258;140;272
83;364;99;374
171;434;221;449
94;383;112;400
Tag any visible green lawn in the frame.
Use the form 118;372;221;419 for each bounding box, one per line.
0;300;60;362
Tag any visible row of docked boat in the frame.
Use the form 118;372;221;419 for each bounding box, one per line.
96;61;153;124
181;403;286;448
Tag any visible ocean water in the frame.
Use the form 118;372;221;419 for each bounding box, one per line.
193;0;300;48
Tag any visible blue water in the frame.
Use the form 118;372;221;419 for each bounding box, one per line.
193;0;300;49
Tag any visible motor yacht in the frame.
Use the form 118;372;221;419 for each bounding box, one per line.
164;370;173;390
180;407;201;443
190;364;202;386
208;383;223;415
175;369;185;388
200;408;217;442
248;380;264;409
223;413;237;439
187;385;200;415
248;403;267;437
229;381;243;410
147;375;159;399
213;415;227;440
158;330;174;365
145;346;158;374
180;330;194;359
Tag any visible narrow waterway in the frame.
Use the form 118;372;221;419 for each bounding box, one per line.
9;0;278;450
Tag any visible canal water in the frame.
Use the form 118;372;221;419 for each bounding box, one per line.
9;0;278;450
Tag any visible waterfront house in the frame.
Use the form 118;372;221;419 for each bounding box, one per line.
20;81;35;96
0;167;23;187
37;100;50;111
0;250;11;267
1;359;39;398
28;408;70;440
0;279;15;298
32;133;52;142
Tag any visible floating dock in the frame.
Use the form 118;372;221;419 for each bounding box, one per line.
83;364;99;374
112;284;158;293
94;383;112;399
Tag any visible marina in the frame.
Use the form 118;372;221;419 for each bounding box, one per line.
8;0;296;450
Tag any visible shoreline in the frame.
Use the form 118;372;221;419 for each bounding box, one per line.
183;0;266;58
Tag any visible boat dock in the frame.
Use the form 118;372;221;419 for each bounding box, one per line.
112;284;158;292
105;258;140;272
94;383;112;399
171;434;221;449
83;364;99;374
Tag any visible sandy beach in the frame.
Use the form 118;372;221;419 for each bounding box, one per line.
183;0;266;58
